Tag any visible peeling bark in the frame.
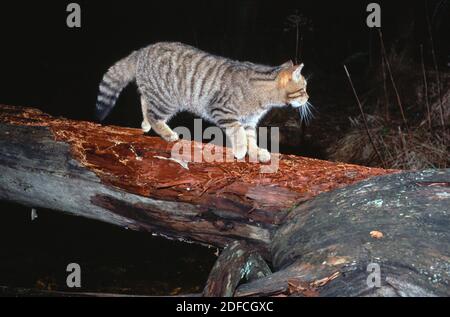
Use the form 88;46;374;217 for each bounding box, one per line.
1;105;447;297
0;105;392;256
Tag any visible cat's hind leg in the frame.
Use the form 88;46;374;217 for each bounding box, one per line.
219;120;247;160
141;96;179;142
141;97;152;133
152;120;179;142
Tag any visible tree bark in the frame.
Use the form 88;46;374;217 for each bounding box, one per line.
236;169;450;296
1;105;448;296
203;241;271;297
0;105;391;256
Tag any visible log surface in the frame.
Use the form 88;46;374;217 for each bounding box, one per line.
2;105;447;297
235;169;450;297
0;104;393;257
203;241;271;297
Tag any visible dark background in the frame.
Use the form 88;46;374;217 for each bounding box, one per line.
0;0;448;125
0;0;448;295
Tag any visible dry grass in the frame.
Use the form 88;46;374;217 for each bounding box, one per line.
329;118;448;169
329;67;449;170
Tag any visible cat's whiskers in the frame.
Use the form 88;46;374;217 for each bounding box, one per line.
298;101;315;125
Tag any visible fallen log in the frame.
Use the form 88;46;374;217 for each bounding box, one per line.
0;105;391;256
203;241;271;297
236;169;450;296
0;104;448;296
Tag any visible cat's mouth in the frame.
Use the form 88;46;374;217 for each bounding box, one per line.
289;100;307;108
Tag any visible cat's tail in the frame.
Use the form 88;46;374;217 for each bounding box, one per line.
95;50;139;121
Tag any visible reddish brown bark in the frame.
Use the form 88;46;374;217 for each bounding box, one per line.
0;104;395;228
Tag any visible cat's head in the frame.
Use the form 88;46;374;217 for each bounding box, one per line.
277;62;309;108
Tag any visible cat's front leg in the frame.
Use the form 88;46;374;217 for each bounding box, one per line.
245;126;271;163
221;121;248;160
141;96;179;142
153;121;179;142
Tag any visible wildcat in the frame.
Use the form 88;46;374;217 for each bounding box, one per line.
96;42;309;162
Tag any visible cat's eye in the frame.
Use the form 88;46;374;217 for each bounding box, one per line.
287;88;306;99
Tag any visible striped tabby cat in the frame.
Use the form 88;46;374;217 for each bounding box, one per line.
96;42;309;162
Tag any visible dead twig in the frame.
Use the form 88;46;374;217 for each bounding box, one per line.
378;29;408;130
420;44;432;130
381;49;390;121
425;0;445;130
344;65;387;168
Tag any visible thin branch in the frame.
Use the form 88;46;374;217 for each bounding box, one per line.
420;44;432;130
344;65;386;168
425;0;445;129
298;32;304;63
378;29;408;130
295;23;299;64
381;49;390;121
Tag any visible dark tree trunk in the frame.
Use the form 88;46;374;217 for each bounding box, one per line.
203;241;271;297
0;105;448;297
237;170;450;297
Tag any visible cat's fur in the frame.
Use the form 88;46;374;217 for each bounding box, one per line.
96;42;309;162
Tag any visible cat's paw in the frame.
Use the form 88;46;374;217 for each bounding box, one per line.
233;143;247;160
258;148;271;163
141;121;151;133
163;132;179;142
247;149;259;162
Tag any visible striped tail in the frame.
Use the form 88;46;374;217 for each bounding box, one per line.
95;51;139;121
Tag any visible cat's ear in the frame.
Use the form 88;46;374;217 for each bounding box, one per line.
280;60;294;68
277;69;292;87
292;63;305;82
